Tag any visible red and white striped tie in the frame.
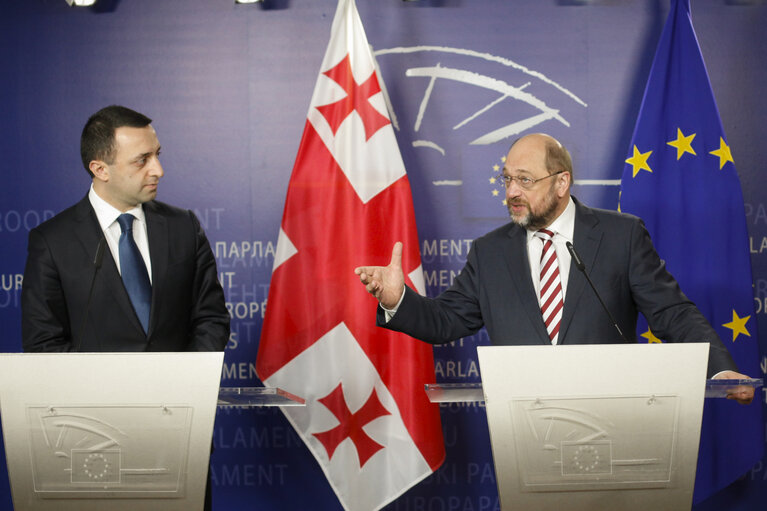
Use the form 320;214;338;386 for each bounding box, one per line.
536;229;564;344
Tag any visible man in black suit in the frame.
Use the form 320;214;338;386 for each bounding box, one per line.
22;105;229;352
355;133;753;403
21;105;229;509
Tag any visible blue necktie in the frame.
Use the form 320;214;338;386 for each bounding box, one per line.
117;213;151;333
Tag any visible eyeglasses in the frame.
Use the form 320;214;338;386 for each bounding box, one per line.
495;170;567;191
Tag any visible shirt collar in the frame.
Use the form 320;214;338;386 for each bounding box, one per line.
88;184;146;231
526;196;576;242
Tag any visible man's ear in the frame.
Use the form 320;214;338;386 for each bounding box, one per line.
90;160;109;182
557;171;571;198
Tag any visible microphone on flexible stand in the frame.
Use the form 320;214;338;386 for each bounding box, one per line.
566;241;630;344
75;236;106;352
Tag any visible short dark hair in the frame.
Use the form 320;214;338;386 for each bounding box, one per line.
80;105;152;177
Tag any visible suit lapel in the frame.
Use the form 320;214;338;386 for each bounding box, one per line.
145;202;168;339
559;198;603;342
72;197;105;261
504;225;551;344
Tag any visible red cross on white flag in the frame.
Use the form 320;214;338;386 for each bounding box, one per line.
256;1;445;509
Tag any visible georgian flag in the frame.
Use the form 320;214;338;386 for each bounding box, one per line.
256;1;445;510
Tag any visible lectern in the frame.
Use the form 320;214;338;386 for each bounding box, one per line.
0;352;303;511
426;343;762;511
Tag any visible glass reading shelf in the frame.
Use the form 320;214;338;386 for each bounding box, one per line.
218;387;306;407
704;378;764;398
424;379;764;403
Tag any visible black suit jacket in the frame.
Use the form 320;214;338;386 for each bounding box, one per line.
22;196;230;352
381;198;736;377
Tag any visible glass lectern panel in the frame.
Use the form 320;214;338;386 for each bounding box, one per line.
217;387;306;407
704;378;763;397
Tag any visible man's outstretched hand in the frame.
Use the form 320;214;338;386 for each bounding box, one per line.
354;242;406;310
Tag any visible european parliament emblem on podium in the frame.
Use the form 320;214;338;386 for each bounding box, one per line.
510;394;678;491
26;404;194;496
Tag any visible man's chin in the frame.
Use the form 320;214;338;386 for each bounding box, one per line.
508;211;530;227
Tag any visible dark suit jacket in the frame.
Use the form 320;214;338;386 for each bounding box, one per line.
381;198;736;377
22;196;230;352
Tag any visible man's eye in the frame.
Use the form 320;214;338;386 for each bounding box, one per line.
520;177;533;185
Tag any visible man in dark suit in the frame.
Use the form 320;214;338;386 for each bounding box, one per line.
21;105;229;509
22;105;229;352
355;133;753;403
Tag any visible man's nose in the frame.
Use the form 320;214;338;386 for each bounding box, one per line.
148;157;164;178
505;180;523;198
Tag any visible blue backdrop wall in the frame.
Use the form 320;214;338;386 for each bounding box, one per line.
1;1;766;510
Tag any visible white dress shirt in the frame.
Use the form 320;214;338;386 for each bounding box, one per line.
526;197;575;306
88;185;153;283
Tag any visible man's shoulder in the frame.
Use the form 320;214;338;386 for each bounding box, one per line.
143;201;201;230
144;201;203;240
480;222;518;241
32;197;90;237
471;222;521;251
575;199;643;229
143;200;191;219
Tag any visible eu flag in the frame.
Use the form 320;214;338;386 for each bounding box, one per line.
619;0;763;503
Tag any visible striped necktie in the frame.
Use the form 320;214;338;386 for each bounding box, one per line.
536;229;563;344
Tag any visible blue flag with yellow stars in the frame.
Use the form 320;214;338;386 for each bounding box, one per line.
619;0;763;503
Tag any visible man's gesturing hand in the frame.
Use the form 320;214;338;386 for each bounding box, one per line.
354;242;406;310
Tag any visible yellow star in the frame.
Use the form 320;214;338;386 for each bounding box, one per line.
501;156;506;163
722;309;751;342
666;128;696;160
617;191;621;213
640;328;662;344
625;145;653;178
492;189;499;197
709;137;734;169
501;199;507;206
493;164;500;172
489;175;497;185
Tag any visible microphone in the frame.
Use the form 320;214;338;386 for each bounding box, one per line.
75;236;106;352
565;241;630;344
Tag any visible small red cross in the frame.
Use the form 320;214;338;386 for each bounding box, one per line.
316;54;391;141
313;383;391;467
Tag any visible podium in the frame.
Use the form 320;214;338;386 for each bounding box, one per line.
425;344;763;511
0;353;303;511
